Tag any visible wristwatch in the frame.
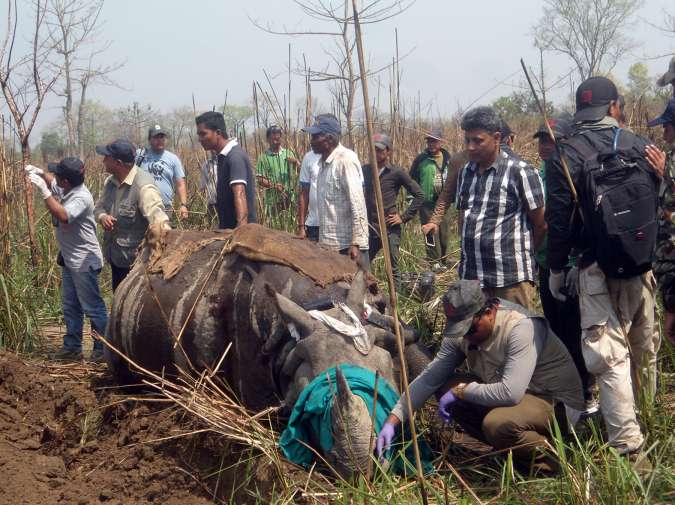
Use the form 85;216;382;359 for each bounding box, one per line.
452;383;467;400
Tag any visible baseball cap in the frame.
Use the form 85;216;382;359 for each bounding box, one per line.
442;280;486;338
424;128;444;141
266;124;283;136
48;157;84;178
302;115;341;136
95;139;136;163
533;114;572;140
657;56;675;87
574;76;618;123
647;98;675;127
148;124;168;137
373;133;392;150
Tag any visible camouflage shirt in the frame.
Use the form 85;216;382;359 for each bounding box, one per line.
654;148;675;286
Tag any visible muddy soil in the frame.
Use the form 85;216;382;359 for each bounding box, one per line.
0;351;298;505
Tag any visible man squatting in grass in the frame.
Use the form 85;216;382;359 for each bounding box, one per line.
94;139;171;291
423;106;547;310
25;159;108;362
196;111;257;230
136;124;190;220
302;114;369;262
377;280;585;474
362;132;424;283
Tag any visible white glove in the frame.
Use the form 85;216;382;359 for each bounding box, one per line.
24;164;44;175
28;173;51;199
565;266;580;298
549;270;567;302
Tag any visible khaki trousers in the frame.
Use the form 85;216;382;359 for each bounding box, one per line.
443;375;558;473
484;281;537;311
578;262;660;453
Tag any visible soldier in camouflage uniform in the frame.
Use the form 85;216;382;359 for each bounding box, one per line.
648;98;675;346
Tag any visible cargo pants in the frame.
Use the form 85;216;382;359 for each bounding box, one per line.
578;262;660;453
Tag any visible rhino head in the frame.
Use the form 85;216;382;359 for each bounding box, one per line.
268;270;398;477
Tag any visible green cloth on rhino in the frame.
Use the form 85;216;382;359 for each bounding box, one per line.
279;364;433;475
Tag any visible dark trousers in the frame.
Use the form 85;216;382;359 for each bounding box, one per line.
305;225;319;242
539;267;595;401
419;202;450;264
111;263;131;292
368;225;401;283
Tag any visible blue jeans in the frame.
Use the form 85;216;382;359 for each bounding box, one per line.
61;265;108;352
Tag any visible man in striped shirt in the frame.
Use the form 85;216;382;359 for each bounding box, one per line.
423;106;546;309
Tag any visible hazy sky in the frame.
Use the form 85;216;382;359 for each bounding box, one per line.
3;0;675;134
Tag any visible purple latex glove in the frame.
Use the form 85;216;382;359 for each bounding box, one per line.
376;422;396;461
438;389;457;424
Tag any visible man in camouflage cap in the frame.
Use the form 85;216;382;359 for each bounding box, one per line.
648;98;675;347
376;280;584;473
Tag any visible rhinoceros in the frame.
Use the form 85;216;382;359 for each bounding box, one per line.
106;224;431;476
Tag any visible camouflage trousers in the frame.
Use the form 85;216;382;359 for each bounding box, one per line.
578;262;660;454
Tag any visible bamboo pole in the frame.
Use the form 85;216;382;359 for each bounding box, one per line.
520;58;577;203
350;2;428;503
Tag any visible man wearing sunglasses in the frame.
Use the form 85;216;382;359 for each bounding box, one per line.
376;280;584;473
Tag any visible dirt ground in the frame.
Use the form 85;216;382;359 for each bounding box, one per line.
0;322;327;505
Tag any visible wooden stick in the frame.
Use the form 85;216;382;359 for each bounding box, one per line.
520;58;577;203
350;2;428;503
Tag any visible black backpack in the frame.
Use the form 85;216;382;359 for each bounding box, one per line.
566;128;658;279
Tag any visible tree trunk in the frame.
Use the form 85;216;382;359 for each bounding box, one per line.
76;78;88;159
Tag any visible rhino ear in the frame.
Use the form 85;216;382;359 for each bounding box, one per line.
345;269;368;315
266;284;317;339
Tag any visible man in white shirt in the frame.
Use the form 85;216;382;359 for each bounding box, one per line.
301;115;369;262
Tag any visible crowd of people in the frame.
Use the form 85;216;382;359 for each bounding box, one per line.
25;58;675;476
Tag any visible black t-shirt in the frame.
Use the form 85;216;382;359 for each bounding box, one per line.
216;144;257;229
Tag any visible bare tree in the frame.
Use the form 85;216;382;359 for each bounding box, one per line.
251;0;413;148
47;0;123;157
534;0;643;80
0;0;62;265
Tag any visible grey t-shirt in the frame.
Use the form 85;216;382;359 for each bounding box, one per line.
51;180;104;272
391;318;548;422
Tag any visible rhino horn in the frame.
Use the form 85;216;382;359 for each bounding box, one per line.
329;365;373;477
345;269;368;315
266;283;316;339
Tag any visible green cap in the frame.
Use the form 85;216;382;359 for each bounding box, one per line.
442;280;486;337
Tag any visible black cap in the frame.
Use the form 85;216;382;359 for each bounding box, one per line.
442;280;486;338
647;98;675;127
266;124;283;137
657;56;675;87
48;157;84;178
533;114;572;140
95;139;136;163
574;76;618;123
148;124;168;138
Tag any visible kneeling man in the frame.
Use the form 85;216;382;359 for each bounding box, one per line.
377;280;584;472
